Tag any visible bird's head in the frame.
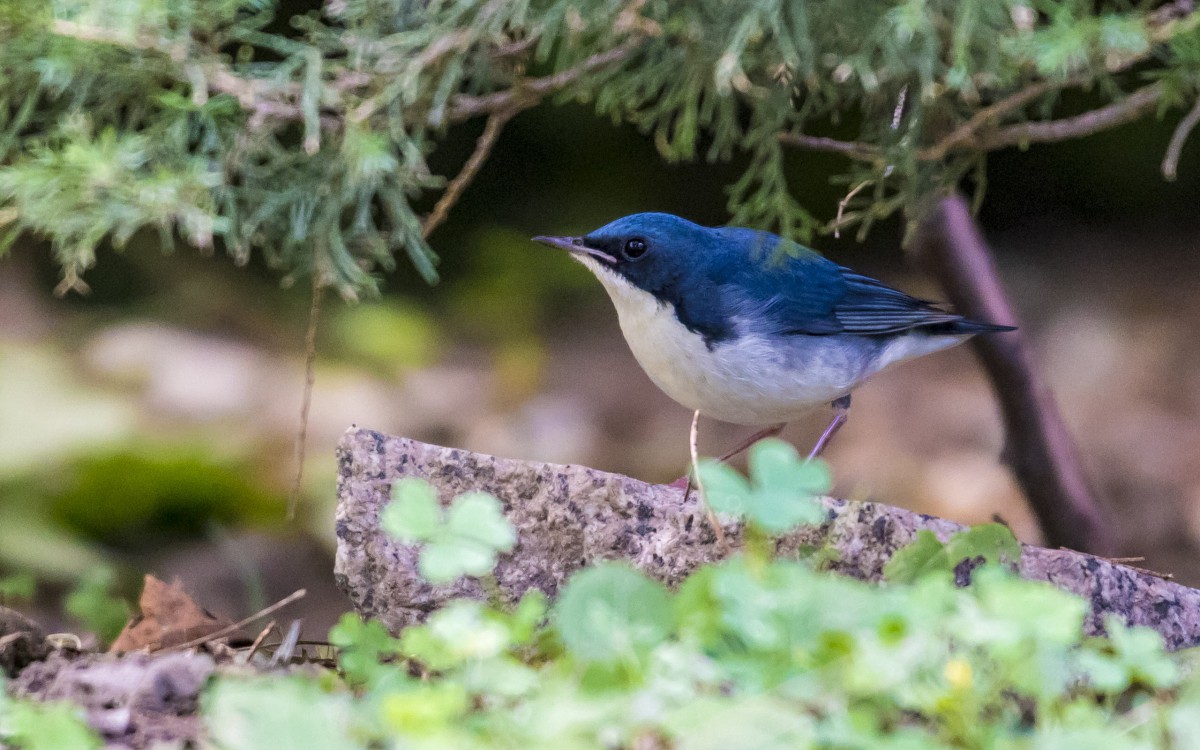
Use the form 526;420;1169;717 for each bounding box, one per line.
533;212;775;303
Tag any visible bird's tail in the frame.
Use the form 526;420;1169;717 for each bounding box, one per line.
932;317;1017;335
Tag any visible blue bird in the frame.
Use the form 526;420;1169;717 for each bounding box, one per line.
533;212;1014;460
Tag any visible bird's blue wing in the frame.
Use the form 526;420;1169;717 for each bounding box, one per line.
722;237;969;337
830;268;966;334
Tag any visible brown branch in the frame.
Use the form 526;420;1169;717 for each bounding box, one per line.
918;76;1088;161
421;108;516;238
975;81;1165;150
776;132;880;161
783;83;1169;163
1162;97;1200;180
910;193;1115;555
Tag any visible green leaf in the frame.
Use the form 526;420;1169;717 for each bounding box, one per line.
1096;617;1179;690
750;439;831;495
943;523;1022;568
554;563;673;663
63;567;130;645
0;572;35;603
380;683;469;736
445;492;516;551
884;530;950;584
419;538;496;583
204;676;357;750
0;699;101;750
697;439;828;534
696;459;751;516
665;696;814;750
400;600;511;670
382;484;514;583
328;614;402;686
382;478;441;543
507;589;549;645
885;524;1022;584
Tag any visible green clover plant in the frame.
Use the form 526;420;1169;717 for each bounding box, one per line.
697;438;830;534
0;689;101;750
884;524;1023;584
380;478;516;584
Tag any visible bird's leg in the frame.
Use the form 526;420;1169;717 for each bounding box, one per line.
807;394;851;460
684;409;730;550
669;420;786;492
716;422;787;463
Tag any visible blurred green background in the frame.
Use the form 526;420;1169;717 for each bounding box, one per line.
2;99;1200;636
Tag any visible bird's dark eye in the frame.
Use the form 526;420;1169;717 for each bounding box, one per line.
623;238;648;260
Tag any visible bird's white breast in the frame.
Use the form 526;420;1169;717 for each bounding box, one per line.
579;258;967;426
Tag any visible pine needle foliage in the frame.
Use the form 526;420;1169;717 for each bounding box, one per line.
0;0;1197;295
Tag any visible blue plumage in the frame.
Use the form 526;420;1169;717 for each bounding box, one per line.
533;212;1014;431
573;212;1010;345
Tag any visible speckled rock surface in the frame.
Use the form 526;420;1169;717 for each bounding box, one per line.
335;427;1200;649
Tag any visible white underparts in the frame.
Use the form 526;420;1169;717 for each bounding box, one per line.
576;257;969;426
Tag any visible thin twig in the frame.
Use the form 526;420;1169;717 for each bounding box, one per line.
239;620;276;664
689;410;730;553
1096;555;1147;564
445;42;638;124
1123;564;1175;581
1162;97;1200;180
49;19;188;58
169;589;307;652
833;180;872;239
422;108;516;238
776;132;880;161
288;274;324;520
891;85;908;129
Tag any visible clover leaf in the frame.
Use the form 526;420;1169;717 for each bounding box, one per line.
381;478;516;584
553;563;672;663
698;438;829;533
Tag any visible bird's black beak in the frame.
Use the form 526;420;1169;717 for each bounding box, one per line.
532;235;617;265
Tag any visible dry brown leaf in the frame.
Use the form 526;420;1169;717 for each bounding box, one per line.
109;575;232;653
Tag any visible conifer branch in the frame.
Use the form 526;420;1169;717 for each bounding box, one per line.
444;42;640;125
782;83;1169;162
49;17;639;133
